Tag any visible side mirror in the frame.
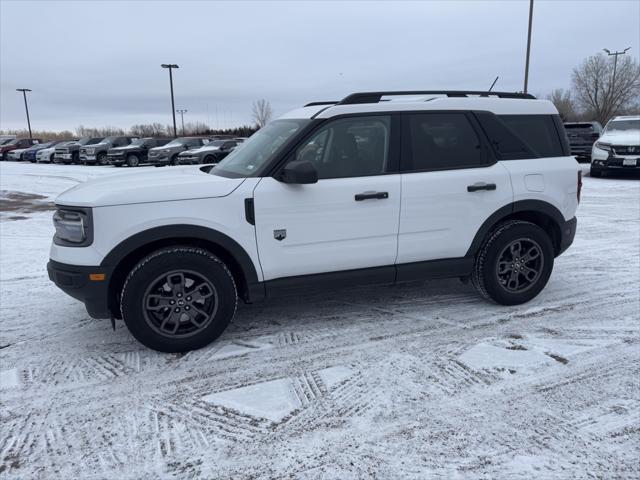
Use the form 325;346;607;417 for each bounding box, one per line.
279;160;318;184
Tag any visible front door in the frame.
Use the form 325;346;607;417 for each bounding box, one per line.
253;115;401;281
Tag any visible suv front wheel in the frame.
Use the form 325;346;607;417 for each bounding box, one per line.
472;220;554;305
120;246;237;352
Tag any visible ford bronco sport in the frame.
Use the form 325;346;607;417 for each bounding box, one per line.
48;91;580;352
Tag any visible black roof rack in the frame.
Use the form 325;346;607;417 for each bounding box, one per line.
338;90;536;105
304;101;339;107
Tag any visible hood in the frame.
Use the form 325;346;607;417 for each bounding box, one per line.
10;148;30;154
599;130;640;146
55;166;245;208
38;147;56;154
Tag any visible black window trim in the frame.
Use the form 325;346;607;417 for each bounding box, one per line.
399;110;497;174
269;112;401;180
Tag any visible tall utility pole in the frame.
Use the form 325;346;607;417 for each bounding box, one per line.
176;109;188;135
161;64;179;137
16;88;33;139
603;47;631;93
523;0;534;94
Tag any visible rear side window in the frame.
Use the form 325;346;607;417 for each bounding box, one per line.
498;115;564;158
403;113;485;171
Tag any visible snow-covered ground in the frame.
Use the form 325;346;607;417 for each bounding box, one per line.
0;161;638;479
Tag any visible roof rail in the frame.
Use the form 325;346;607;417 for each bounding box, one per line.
304;101;339;107
338;90;536;105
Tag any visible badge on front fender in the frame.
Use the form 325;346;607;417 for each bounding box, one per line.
273;229;286;241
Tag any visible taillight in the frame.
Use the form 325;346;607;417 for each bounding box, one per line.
577;171;582;203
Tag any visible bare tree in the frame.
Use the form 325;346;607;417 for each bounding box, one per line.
251;99;273;128
572;53;640;124
546;88;576;122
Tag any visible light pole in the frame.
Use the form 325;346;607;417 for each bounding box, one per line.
176;109;188;135
16;88;33;139
161;64;179;137
523;0;534;94
603;47;631;93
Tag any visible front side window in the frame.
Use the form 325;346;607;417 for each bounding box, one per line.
404;113;484;171
295;116;390;179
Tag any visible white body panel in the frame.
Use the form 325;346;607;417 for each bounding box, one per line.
252;176;401;280
397;163;513;263
502;157;579;221
50;178;264;280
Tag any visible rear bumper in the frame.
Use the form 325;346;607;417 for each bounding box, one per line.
558;217;577;256
47;260;113;319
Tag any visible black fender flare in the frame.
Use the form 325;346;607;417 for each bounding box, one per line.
465;200;566;258
101;224;260;285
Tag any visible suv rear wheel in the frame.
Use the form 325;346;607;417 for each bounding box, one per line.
472;220;554;305
120;246;237;352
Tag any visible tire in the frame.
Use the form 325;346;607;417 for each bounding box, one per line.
120;246;237;352
471;220;554;306
203;155;215;165
97;153;107;166
590;167;601;177
126;154;140;167
72;152;79;164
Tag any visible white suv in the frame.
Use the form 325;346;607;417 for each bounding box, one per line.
590;115;640;177
48;91;580;352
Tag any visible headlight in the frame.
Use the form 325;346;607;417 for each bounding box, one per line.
53;207;93;246
594;142;612;152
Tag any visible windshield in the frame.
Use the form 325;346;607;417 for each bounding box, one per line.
207;140;226;147
101;136;119;143
214;120;309;177
605;119;640;132
5;139;20;145
129;139;146;146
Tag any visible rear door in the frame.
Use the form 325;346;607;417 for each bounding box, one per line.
396;112;513;269
253;114;401;281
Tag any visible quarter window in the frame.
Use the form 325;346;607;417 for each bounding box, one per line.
498;115;564;158
404;113;484;171
295;116;390;179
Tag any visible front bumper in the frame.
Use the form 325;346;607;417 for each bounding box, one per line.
558;217;577;256
108;155;125;165
80;154;97;163
47;260;113;319
591;155;640;173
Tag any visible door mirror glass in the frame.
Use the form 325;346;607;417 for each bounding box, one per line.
279;160;318;184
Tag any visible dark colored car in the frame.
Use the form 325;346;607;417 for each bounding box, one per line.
0;138;42;160
24;141;64;163
107;137;172;167
146;137;211;166
54;137;104;164
176;139;238;165
564;122;602;162
80;136;138;165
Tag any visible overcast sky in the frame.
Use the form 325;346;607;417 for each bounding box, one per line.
1;0;638;132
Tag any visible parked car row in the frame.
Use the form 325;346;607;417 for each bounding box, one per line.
0;135;248;166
